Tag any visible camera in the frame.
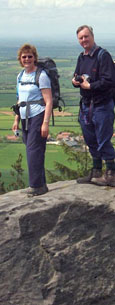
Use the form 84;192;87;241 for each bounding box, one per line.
83;74;90;82
75;74;90;83
14;130;20;137
74;75;83;83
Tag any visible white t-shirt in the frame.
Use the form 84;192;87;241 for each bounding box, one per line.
17;70;51;119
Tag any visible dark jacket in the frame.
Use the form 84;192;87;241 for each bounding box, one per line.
74;47;115;104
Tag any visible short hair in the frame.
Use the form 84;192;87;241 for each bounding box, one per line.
76;25;94;37
17;43;38;67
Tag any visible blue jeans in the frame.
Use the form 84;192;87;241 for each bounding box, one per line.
21;112;47;188
79;100;115;161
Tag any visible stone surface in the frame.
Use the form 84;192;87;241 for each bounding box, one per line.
0;180;115;305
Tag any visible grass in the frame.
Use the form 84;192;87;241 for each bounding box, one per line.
0;106;80;190
0;94;16;107
0;142;77;171
0;106;82;137
0;142;78;188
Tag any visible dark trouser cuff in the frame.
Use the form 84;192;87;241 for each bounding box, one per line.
93;158;102;170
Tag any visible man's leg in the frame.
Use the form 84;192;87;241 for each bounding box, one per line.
91;100;115;186
77;104;102;183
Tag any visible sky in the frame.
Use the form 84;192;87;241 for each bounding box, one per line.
0;0;115;44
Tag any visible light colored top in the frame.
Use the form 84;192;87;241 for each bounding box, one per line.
17;70;51;119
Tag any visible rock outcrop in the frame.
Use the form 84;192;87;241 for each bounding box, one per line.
0;180;115;305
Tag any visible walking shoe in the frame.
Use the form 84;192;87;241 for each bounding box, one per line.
91;173;107;186
92;170;115;187
77;168;102;184
27;184;49;197
107;170;115;187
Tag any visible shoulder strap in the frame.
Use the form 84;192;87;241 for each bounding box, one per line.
16;70;24;100
17;70;24;82
97;48;107;62
35;67;45;87
18;69;38;85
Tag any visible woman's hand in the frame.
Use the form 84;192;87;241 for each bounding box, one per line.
12;115;20;132
41;121;49;138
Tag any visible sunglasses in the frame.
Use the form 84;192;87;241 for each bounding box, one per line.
21;55;33;59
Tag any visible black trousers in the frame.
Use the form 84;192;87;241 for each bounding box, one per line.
21;112;47;188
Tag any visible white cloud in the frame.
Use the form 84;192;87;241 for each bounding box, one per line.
55;0;86;8
33;0;93;8
8;0;28;8
34;0;55;7
8;0;115;9
104;0;115;2
1;0;115;41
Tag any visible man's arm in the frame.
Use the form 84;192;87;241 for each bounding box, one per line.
90;52;115;91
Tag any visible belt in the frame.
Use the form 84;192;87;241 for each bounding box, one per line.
18;99;45;130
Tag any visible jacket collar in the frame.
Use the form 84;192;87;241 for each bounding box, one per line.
83;43;99;57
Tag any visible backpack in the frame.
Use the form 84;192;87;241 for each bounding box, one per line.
36;57;65;112
97;48;115;103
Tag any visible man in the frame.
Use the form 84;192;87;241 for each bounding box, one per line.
72;25;115;186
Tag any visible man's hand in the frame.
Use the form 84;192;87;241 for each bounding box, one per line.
72;74;90;89
80;75;91;89
72;75;83;87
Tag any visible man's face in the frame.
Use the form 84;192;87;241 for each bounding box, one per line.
77;27;94;52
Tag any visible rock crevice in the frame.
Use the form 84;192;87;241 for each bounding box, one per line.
0;180;115;305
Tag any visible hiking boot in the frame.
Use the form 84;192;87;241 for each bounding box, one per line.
77;168;102;184
107;170;115;186
91;174;107;186
92;170;115;187
27;184;49;197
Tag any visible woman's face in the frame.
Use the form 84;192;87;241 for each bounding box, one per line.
20;52;35;70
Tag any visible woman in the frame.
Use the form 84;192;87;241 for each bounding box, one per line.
12;44;52;196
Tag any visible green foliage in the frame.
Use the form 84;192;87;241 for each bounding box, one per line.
0;172;6;194
0;153;26;194
47;142;92;183
46;169;60;183
7;153;25;191
62;142;91;173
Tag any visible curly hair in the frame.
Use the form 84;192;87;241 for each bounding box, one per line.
17;43;38;67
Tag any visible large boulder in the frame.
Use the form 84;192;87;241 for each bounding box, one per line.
0;180;115;305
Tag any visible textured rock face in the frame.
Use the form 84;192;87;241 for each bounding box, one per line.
0;180;115;305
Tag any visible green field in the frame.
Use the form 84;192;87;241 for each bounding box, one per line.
0;107;81;188
0;140;78;189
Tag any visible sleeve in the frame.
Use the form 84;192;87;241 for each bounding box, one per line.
16;74;20;100
74;54;82;76
90;51;115;91
16;71;23;100
39;71;51;89
72;54;82;88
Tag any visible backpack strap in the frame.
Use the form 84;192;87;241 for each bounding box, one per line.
16;68;45;130
18;69;38;86
16;70;24;100
35;67;45;87
16;69;40;99
97;48;107;62
19;99;45;130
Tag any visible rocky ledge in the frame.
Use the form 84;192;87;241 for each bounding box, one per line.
0;180;115;305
